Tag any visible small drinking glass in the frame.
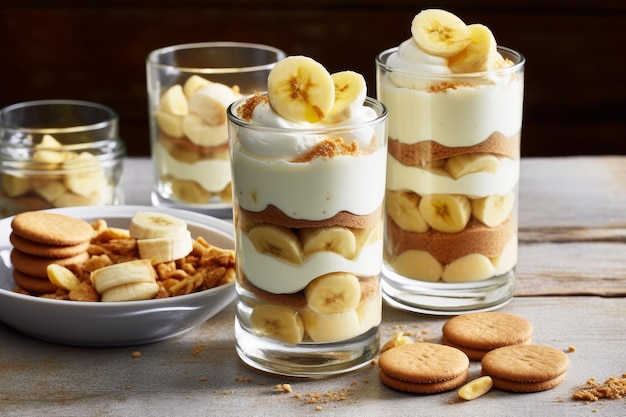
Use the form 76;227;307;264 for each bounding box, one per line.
0;99;125;217
146;42;286;218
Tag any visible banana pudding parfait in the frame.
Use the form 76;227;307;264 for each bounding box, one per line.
227;56;388;377
147;42;285;217
376;9;525;313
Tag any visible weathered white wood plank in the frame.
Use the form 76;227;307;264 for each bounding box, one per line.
519;156;626;228
516;241;626;296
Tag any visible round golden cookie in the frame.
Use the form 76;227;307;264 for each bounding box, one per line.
481;344;570;392
379;367;469;394
441;312;533;360
378;342;469;393
10;232;90;258
13;269;58;295
11;211;93;246
10;249;89;278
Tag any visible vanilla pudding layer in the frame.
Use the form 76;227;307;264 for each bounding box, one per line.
387;155;519;199
232;143;386;221
153;139;231;193
379;77;524;147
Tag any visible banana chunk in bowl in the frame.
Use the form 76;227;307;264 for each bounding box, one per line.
0;205;235;347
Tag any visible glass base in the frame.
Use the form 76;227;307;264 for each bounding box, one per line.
151;191;233;219
235;317;379;378
382;266;515;315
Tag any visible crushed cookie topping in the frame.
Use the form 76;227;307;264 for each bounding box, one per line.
238;93;268;121
428;81;473;93
292;138;360;163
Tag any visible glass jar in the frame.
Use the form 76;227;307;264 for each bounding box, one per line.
0;100;126;217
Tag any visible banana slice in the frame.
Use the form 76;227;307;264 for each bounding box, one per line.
90;259;157;294
247;224;303;265
188;82;241;126
34;180;67;203
181;113;228;147
305;272;361;314
100;281;160;302
390;250;443;282
471;192;515;227
137;229;193;264
184;82;240;146
159;84;189;116
491;236;518;276
386;190;430;233
129;211;188;239
301;309;362;343
155;111;185;138
32;148;66;164
47;263;81;291
444;153;499;180
449;24;498;73
381;332;414;353
183;75;212;99
351;221;384;252
419;194;471;233
2;174;31;197
267;55;335;123
356;294;382;333
442;253;495;282
411;9;472;57
300;226;357;259
249;304;305;345
36;134;63;149
63;153;106;197
322;71;367;123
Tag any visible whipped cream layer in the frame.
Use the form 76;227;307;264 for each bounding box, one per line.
239;231;383;294
232;142;386;220
386;39;452;77
153;142;231;193
237;100;379;161
386;155;519;198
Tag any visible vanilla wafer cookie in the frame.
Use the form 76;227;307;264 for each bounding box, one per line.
11;211;93;246
481;344;570;392
442;312;533;360
379;342;469;394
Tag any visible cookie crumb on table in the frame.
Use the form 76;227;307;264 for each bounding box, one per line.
572;374;626;402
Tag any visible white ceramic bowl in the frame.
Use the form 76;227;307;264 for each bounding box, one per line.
0;205;235;347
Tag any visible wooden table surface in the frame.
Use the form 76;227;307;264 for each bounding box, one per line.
1;156;624;416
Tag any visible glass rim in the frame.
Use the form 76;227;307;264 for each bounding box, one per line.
0;99;118;135
227;94;388;134
147;41;287;74
376;45;525;78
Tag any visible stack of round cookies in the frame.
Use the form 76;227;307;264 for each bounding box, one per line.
10;211;93;294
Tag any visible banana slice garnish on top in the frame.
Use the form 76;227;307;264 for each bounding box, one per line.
411;9;472;57
322;71;367;123
448;24;498;73
267;55;335;123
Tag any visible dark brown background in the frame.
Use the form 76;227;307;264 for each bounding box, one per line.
1;0;624;157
